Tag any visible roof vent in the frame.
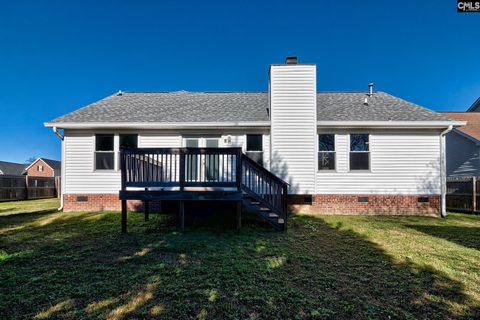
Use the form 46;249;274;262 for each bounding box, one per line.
285;56;298;64
117;90;122;96
368;83;374;96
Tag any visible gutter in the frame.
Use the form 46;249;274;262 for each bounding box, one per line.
440;125;453;218
52;127;64;211
317;120;466;129
45;120;467;130
44;121;271;130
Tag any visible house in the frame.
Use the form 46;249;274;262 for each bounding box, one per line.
441;103;480;177
466;97;480;112
45;57;463;226
23;158;61;177
0;161;26;176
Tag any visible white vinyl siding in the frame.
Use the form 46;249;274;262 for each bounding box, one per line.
63;130;269;194
138;132;181;148
445;130;480;177
64;132;120;194
316;129;442;194
270;65;317;193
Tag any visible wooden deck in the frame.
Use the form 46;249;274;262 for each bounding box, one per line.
119;147;288;233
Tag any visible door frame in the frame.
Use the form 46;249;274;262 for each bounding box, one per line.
182;136;221;181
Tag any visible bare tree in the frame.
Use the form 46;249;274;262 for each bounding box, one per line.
24;157;37;165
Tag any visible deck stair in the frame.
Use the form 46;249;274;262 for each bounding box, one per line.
241;194;286;230
119;147;289;232
240;154;288;231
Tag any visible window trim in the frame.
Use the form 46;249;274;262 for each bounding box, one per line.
38;165;44;172
349;133;371;172
245;134;264;166
94;134;115;172
318;133;336;172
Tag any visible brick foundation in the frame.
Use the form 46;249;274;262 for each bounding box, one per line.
63;194;144;212
288;194;441;216
63;193;441;216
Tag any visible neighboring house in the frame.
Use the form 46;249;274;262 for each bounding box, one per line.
0;161;26;176
466;97;480;112
440;111;480;177
23;158;61;177
45;57;462;217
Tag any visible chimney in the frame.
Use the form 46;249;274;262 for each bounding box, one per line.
285;56;298;64
269;57;316;193
368;83;374;96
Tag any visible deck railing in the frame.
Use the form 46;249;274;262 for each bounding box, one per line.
120;147;242;190
240;154;289;224
120;147;289;227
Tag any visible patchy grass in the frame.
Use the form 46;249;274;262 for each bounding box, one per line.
0;198;59;216
0;201;479;319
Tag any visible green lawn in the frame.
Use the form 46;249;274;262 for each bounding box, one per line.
0;199;479;319
0;198;60;216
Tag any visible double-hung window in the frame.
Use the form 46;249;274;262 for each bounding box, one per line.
246;134;263;166
95;134;114;170
318;134;335;170
350;134;370;171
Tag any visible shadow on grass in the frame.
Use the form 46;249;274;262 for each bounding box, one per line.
0;211;479;319
407;225;480;251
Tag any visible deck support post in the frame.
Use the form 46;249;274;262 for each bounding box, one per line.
236;200;242;232
121;199;127;233
179;201;185;233
144;201;150;221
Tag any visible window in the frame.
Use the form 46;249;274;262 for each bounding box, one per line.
246;134;263;166
38;165;43;172
318;134;335;170
350;134;370;171
95;134;114;170
120;134;138;150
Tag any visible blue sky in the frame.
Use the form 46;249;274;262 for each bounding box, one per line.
0;0;479;163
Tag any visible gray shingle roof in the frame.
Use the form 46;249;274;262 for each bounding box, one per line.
48;91;450;124
317;91;451;121
50;92;269;123
41;158;61;171
0;161;27;176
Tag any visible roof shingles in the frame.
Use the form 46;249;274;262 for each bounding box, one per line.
440;112;480;141
48;91;450;124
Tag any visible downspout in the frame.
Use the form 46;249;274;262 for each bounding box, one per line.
53;126;64;140
52;127;64;211
440;125;453;217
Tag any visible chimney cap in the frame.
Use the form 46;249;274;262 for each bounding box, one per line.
285;56;298;64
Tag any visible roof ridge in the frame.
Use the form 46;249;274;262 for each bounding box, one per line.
121;91;269;93
41;158;61;162
0;160;25;165
439;111;479;113
121;91;383;94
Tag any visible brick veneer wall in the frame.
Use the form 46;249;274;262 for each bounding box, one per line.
288;194;441;216
27;159;54;177
63;194;144;212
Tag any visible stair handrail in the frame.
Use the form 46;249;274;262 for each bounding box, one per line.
240;154;289;229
